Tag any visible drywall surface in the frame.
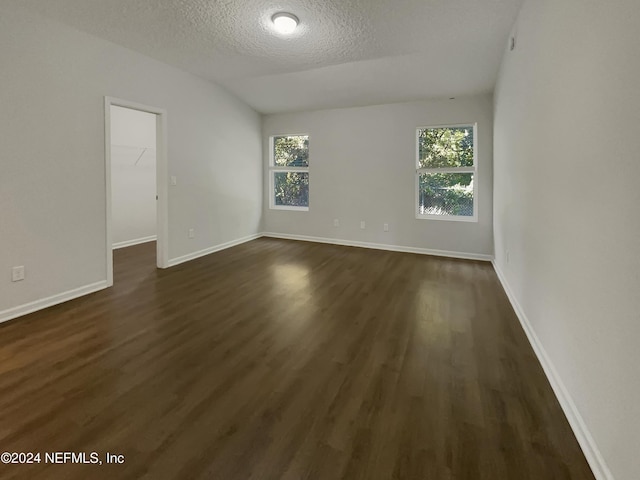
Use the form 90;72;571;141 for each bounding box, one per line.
262;96;494;256
0;5;261;315
493;0;640;478
110;106;157;245
22;0;523;114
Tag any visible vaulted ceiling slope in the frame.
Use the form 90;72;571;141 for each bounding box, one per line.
20;0;523;113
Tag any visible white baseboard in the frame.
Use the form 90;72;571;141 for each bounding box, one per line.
113;235;157;249
261;232;493;261
491;261;613;480
0;280;109;325
167;233;262;267
0;233;260;324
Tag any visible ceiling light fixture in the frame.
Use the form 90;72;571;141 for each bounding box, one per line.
272;12;299;35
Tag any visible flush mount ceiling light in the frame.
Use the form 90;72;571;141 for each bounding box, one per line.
271;12;299;35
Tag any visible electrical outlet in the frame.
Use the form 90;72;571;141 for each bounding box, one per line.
333;219;339;227
383;223;389;232
12;266;25;282
188;228;195;239
360;221;365;229
170;176;177;186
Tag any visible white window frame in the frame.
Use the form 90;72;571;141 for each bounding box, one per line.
269;134;310;211
415;123;478;222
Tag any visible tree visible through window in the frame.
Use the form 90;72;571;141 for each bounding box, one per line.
270;135;309;209
416;125;477;220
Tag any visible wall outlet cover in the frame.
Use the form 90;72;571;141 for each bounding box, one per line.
12;266;25;282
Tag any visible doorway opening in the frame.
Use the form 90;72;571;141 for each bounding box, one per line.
105;97;168;286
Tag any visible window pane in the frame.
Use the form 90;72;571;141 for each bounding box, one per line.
418;127;474;169
274;172;309;207
418;173;474;217
273;135;309;167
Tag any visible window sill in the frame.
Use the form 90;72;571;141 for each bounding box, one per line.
270;206;309;212
415;214;477;223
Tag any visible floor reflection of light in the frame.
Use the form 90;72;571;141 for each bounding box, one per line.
270;263;313;328
414;279;447;345
272;263;310;292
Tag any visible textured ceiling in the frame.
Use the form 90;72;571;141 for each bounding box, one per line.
19;0;524;113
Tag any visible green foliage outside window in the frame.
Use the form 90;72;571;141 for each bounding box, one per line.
274;136;309;167
273;135;309;207
274;172;309;207
418;127;474;216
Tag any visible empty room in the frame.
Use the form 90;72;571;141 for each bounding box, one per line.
0;1;638;479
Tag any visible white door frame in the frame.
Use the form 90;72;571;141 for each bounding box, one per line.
104;96;169;286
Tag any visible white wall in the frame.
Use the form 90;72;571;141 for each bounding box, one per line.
110;106;157;246
262;96;493;257
493;1;640;479
0;5;262;317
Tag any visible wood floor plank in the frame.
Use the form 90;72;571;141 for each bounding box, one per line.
0;238;594;479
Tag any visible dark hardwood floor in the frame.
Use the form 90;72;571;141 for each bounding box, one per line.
0;238;594;479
